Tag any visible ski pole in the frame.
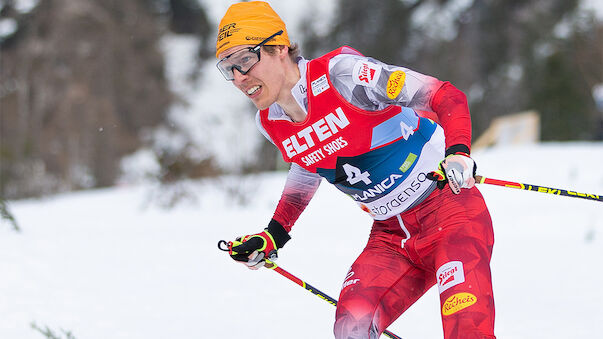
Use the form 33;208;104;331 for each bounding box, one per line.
264;260;403;339
475;175;603;203
218;240;404;339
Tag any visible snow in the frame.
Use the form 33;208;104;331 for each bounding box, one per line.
11;0;39;14
3;1;603;338
2;142;602;339
0;18;17;39
581;0;603;20
593;83;603;111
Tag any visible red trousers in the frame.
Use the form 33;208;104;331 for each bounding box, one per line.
334;186;495;339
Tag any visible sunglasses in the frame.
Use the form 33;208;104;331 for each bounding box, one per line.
216;30;284;81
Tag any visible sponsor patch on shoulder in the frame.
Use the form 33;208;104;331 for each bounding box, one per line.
311;74;330;96
442;292;477;316
352;60;381;87
386;70;406;99
436;261;465;294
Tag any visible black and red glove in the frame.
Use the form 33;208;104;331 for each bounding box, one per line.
227;219;290;270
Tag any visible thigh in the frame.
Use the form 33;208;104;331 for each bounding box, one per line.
437;230;495;339
413;187;496;339
334;237;435;339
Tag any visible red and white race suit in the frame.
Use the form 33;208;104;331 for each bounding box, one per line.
256;46;495;339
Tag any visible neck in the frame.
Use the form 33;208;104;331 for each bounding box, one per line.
276;58;306;122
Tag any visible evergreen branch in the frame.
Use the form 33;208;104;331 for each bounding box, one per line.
30;322;77;339
0;199;20;232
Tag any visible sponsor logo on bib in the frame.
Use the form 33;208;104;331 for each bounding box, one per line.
311;74;330;96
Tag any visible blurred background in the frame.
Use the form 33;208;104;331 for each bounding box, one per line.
1;1;602;339
1;0;601;201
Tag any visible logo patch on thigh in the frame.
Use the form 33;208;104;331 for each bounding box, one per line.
341;270;360;290
436;261;465;294
442;292;477;316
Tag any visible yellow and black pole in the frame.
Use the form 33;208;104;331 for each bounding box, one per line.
264;260;338;306
263;259;404;339
218;240;403;339
475;175;602;203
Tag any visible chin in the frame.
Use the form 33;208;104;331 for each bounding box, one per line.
252;100;270;110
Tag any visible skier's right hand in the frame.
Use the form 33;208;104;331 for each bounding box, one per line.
228;219;290;270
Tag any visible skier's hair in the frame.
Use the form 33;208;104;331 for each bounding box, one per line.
263;43;300;63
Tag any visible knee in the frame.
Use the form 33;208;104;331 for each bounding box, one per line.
333;316;379;339
334;305;380;339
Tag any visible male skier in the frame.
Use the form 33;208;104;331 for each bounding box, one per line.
216;2;496;338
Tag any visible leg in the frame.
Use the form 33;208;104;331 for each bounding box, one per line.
411;187;496;339
333;234;435;339
437;219;495;339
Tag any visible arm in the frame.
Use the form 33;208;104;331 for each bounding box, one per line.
429;81;471;155
328;55;475;193
272;163;322;232
227;165;321;269
229;117;322;269
255;111;322;231
329;54;471;154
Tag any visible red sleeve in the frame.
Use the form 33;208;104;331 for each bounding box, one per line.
272;164;322;232
273;194;308;232
430;81;472;152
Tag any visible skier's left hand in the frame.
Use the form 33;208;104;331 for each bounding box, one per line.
427;152;476;194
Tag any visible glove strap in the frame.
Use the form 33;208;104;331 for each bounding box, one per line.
266;219;291;248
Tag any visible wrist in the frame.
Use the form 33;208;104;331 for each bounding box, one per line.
266;219;291;248
445;144;470;157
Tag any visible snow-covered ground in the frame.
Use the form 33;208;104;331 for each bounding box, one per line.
1;142;602;339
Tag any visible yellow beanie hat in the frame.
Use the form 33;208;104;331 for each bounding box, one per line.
216;1;290;58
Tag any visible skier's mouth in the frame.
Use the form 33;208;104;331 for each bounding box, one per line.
247;85;261;96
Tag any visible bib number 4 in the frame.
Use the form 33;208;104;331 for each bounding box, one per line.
343;163;372;185
400;120;415;140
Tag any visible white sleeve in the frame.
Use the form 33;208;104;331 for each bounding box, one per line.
328;54;443;111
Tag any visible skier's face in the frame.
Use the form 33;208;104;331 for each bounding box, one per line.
218;45;288;110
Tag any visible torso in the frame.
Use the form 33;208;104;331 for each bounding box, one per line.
260;47;445;220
